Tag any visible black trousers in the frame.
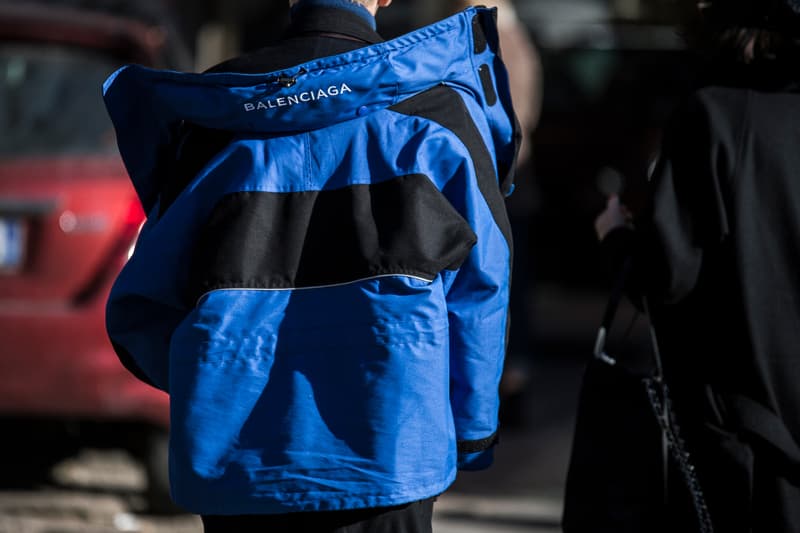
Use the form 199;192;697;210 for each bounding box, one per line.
201;498;435;533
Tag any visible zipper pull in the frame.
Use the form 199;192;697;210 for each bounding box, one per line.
273;68;307;88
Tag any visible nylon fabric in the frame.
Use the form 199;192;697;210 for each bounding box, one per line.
103;8;516;214
169;281;455;513
104;7;517;515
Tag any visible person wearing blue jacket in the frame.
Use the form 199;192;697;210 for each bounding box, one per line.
103;0;519;531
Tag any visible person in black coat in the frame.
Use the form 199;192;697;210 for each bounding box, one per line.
591;0;800;531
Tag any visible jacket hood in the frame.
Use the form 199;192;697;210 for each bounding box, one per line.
103;7;517;213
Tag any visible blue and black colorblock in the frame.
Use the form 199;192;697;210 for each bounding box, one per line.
104;7;519;515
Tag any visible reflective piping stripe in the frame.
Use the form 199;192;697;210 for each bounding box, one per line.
195;273;434;306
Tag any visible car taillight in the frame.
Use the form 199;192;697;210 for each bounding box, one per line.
123;200;145;260
127;224;144;261
73;198;145;306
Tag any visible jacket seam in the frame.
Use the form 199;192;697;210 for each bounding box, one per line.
304;132;312;189
195;272;437;305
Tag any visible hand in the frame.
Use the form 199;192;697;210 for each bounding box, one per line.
594;194;632;241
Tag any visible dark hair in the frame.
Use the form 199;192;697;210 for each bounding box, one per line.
682;0;800;63
715;27;797;63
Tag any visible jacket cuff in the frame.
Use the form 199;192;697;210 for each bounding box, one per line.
457;433;498;471
457;448;495;470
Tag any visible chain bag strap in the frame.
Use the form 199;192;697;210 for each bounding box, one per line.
594;260;715;533
641;297;714;533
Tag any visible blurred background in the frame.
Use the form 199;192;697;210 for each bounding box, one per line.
0;0;699;531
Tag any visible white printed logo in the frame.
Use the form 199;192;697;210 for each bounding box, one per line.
244;83;353;112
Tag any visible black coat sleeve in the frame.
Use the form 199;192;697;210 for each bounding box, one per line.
603;90;738;305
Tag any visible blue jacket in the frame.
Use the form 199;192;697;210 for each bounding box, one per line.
104;7;518;515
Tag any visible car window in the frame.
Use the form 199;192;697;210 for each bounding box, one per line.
0;43;119;157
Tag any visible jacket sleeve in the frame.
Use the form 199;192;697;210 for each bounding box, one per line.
106;293;185;392
106;209;192;393
441;131;514;472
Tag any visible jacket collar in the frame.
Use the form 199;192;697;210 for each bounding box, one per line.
286;5;383;45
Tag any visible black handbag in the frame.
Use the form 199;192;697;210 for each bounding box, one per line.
562;261;714;533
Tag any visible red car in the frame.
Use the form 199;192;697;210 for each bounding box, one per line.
0;2;182;512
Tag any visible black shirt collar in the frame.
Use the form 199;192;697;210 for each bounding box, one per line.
286;6;383;45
